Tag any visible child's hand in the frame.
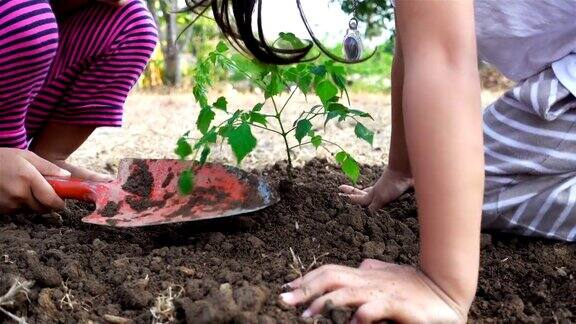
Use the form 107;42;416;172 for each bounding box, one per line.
281;259;467;323
339;167;412;212
0;148;69;214
29;123;113;183
51;160;114;182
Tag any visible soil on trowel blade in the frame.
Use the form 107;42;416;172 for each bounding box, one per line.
125;196;165;213
161;171;175;189
98;201;122;218
122;160;154;197
0;159;575;323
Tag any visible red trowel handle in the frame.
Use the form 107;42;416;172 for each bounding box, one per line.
46;177;97;201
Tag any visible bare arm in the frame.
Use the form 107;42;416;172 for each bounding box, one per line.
396;0;483;307
337;35;413;210
388;35;411;176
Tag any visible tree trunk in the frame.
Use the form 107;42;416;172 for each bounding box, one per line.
163;0;180;86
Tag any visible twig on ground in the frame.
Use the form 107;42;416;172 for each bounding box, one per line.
2;255;14;264
305;252;330;273
103;314;131;324
150;285;184;324
288;248;330;278
0;278;33;324
289;247;305;277
59;281;78;311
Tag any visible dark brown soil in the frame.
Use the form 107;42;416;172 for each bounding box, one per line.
122;160;154;197
1;159;575;323
162;171;175;189
98;201;122;218
125;196;165;213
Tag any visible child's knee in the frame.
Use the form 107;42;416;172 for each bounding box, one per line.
1;0;59;63
106;0;159;57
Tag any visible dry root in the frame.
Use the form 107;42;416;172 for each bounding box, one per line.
2;255;14;264
150;286;184;324
289;247;329;278
59;281;89;312
0;278;34;324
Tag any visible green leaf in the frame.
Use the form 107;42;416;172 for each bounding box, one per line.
199;146;211;165
311;135;322;149
265;72;284;98
216;41;229;53
324;111;340;127
218;125;232;137
310;65;327;77
335;151;360;183
316;80;338;105
331;72;346;90
178;169;195;194
326;103;349;115
250;112;268;126
297;74;313;94
252;103;264;112
213;97;228;111
278;32;306;48
194;129;218;150
193;84;209;109
350;109;373;119
227;122;257;163
175;137;192;159
218;110;242;137
197;107;215;134
354;122;374;145
295;119;313;143
231;54;266;77
327;64;346;76
283;67;299;83
335;151;347;164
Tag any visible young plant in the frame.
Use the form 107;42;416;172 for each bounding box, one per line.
176;36;374;193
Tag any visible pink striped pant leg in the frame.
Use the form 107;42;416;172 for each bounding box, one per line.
0;0;58;148
26;0;158;138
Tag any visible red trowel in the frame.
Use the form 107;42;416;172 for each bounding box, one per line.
46;159;279;227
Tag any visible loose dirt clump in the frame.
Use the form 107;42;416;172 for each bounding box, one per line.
0;159;575;323
99;201;122;218
125;196;165;213
161;171;175;188
122;160;154;197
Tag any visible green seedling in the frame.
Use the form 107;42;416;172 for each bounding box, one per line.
176;34;374;192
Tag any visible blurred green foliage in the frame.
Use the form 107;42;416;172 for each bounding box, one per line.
334;0;394;38
139;1;395;93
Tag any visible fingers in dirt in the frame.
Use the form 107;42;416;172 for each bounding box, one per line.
342;193;374;206
303;287;371;317
352;300;411;324
281;265;360;305
338;185;370;195
368;198;384;213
